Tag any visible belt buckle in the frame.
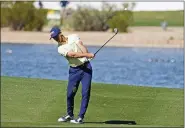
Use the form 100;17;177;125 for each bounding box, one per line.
81;63;86;67
82;63;85;67
80;61;88;67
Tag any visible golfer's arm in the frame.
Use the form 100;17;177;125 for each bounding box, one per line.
67;51;91;58
77;41;89;53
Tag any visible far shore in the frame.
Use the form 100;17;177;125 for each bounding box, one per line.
1;27;184;48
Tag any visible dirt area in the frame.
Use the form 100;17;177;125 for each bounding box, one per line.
1;27;184;48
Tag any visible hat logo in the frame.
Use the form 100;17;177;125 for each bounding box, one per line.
50;31;54;36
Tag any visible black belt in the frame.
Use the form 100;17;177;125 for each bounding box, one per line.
71;61;89;68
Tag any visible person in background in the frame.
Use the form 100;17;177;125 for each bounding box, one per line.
161;20;168;31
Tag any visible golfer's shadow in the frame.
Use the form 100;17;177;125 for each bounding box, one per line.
85;120;137;125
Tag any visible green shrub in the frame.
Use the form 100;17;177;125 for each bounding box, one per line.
1;7;10;27
1;1;47;31
108;10;134;32
71;3;115;31
69;3;134;32
23;8;47;31
1;2;13;27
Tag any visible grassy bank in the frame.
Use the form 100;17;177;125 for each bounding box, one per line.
132;10;183;26
1;76;184;127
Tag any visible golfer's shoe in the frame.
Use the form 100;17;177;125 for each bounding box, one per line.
70;117;83;124
58;115;74;122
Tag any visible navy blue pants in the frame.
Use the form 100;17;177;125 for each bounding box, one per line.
67;61;92;119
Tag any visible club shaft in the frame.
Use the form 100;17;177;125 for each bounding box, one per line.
94;33;117;55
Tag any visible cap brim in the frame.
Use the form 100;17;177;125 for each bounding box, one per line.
49;32;61;40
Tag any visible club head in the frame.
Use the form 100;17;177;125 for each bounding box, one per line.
114;28;118;34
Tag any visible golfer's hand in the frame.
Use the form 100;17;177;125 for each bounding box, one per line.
88;53;95;58
87;53;95;61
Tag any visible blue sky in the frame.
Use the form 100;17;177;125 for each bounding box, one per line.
34;2;184;11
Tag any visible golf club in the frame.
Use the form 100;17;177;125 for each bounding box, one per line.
94;28;118;55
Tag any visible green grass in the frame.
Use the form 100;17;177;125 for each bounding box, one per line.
1;76;184;127
132;10;184;26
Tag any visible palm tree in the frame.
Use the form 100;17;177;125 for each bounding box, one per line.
59;1;70;25
38;0;43;9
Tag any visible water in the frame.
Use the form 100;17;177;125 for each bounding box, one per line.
1;43;184;88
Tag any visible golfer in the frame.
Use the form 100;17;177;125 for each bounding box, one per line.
50;26;94;124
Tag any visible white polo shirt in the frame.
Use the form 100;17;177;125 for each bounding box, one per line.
58;34;88;67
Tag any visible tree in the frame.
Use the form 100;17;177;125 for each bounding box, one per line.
59;1;70;25
108;2;136;32
38;1;43;9
1;2;13;27
98;2;117;31
122;3;129;10
71;2;116;31
1;1;47;31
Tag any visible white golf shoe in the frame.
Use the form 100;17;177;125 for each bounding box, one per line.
70;117;83;124
58;114;74;122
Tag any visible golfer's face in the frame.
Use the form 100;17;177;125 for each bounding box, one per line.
53;35;60;42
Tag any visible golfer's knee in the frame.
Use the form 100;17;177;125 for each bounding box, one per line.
67;87;78;98
67;92;75;99
82;90;91;98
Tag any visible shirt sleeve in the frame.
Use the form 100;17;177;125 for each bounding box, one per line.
68;34;81;44
58;46;68;57
74;34;80;44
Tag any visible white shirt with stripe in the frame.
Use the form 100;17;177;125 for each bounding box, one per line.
58;34;88;67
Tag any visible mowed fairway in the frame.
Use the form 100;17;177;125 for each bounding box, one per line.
132;10;183;26
1;76;184;127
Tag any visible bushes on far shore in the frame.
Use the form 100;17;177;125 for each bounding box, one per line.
108;10;134;32
1;1;47;31
69;2;135;32
70;3;116;31
1;2;135;33
1;2;183;32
